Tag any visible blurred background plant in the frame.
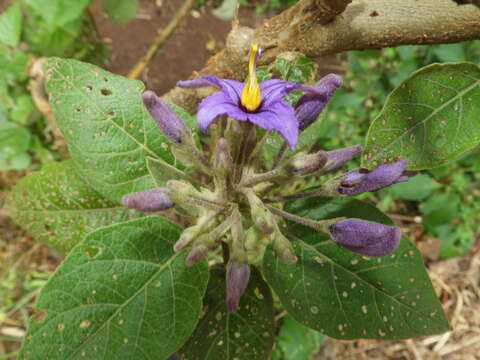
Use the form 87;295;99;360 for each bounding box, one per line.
0;0;479;359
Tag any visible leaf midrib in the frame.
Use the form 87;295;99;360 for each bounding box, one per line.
365;74;480;166
62;250;181;359
290;234;446;327
50;61;160;160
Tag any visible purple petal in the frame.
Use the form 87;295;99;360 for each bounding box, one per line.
247;100;298;150
321;145;363;173
259;79;336;108
177;75;244;104
196;92;249;132
295;74;342;131
226;260;250;313
329;219;401;257
338;159;409;196
122;188;174;212
142;91;188;144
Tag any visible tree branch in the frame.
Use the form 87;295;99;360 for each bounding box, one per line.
161;0;480;111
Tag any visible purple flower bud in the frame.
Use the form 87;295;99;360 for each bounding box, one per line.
295;74;342;131
289;151;328;175
321;145;363;174
337;158;416;196
329;219;401;257
185;245;209;266
142;91;189;144
122;188;174;212
226;260;250;313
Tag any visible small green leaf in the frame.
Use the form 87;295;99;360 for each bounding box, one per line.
44;58;176;202
180;268;275;360
388;173;440;201
263;197;449;340
362;63;480;170
270;315;324;360
19;217;209;360
102;0;139;25
6;161;144;253
0;4;22;47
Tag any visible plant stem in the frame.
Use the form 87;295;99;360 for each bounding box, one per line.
263;187;333;203
127;0;196;79
265;205;341;233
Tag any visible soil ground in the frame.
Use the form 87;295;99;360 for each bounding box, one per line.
1;1;480;359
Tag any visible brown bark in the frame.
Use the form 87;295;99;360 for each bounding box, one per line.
161;0;480;112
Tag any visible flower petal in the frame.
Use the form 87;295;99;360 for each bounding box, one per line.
177;75;244;104
338;158;410;196
259;79;327;108
197;92;249;132
247;100;298;150
329;219;401;257
295;74;342;131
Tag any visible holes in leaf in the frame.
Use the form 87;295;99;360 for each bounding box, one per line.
101;89;113;96
107;110;116;117
85;245;103;259
85;85;93;92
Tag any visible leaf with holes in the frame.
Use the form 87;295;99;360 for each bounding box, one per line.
179;268;275;360
362;62;480;170
44;58;175;202
5;161;143;253
19;217;209;360
262;197;449;340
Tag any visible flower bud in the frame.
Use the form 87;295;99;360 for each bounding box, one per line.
320;145;363;174
336;158;416;196
185;245;209;266
244;189;275;235
121;188;174;212
271;231;297;264
226;260;250;313
328;219;401;257
142;91;189;144
295;74;342;131
288;150;328;176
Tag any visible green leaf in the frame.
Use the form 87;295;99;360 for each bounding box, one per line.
262;197;449;340
420;193;460;226
22;0;89;28
270;315;324;360
0;4;22;47
147;156;191;187
44;58;175;202
387;173;441;201
0;121;30;154
102;0;139;25
20;217;209;360
362;63;480;170
6;161;144;253
179;268;275;360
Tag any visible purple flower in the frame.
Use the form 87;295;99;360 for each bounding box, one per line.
226;260;250;312
122;188;174;212
142;91;189;144
329;219;401;257
321;145;363;174
295;74;342;131
177;44;341;150
337;158;416;196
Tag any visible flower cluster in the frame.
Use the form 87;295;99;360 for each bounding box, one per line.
122;44;416;312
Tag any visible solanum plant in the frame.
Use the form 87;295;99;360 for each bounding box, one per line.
6;42;480;359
